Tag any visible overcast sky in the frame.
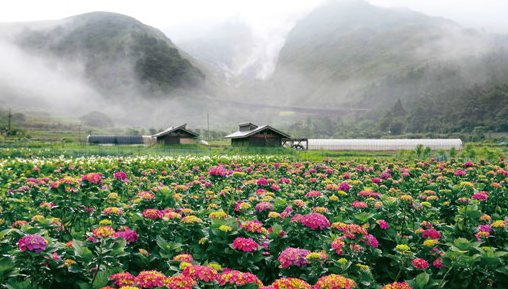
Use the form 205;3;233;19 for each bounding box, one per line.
1;0;508;34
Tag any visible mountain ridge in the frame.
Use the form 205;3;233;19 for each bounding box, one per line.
1;11;207;100
260;0;508;108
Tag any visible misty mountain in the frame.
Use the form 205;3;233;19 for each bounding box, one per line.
264;0;508;110
3;4;508;135
1;12;206;99
175;20;258;84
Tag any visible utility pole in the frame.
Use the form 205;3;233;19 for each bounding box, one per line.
8;108;12;134
78;124;82;147
207;113;210;141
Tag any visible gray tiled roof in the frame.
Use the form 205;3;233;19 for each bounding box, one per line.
153;124;199;138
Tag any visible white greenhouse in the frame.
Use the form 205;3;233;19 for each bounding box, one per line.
307;139;462;151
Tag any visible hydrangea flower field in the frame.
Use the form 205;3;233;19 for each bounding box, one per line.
1;155;507;289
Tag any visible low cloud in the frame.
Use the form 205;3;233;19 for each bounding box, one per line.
0;38;103;113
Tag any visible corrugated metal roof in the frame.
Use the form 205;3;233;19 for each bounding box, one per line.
225;125;290;139
87;135;144;145
153;124;199;138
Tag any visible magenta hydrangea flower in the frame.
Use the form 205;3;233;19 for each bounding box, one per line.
135;270;166;288
364;234;379;248
114;227;138;243
182;265;218;282
209;166;227;177
463;161;474;167
454;170;465;176
411;258;429;269
477;224;491;234
109;272;136;287
232;237;258;252
472;192;488;200
241;220;264;233
277;247;311;268
279;206;293;219
421;228;441;239
338;182;350;191
81;173;102;184
113;171;127;180
433;258;445;268
142;209;164;219
18;234;47;253
299;213;330;230
376;220;389;229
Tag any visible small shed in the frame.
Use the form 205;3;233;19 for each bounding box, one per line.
87;135;144;145
153;124;199;145
225;123;290;147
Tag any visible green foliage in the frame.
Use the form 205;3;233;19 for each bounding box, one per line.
132;33;204;92
415;144;424;159
450;147;457;158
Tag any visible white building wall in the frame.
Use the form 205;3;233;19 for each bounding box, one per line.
308;139;462;151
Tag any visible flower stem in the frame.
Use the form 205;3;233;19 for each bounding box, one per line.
439;266;453;287
395;256;407;281
90;239;104;287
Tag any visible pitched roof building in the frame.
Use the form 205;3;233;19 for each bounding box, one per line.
225;123;290;147
153;124;199;145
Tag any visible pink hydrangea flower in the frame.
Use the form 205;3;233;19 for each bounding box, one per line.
421;228;441;239
338;182;350;191
433;258;445;268
305;190;321;197
277;247;311;268
135;270;166;288
209;166;227;177
113;171;127;180
255;202;273;212
411;258;429;269
232;237;258;252
218;269;262;287
299;213;330;230
114;227;138;243
376;220;389;229
109;272;136;287
182;265;218;282
18;234;47;253
81;173;102;184
472;192;488;200
142;209;164;219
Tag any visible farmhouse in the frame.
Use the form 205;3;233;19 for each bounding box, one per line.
152;124;199;145
225;123;290;147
